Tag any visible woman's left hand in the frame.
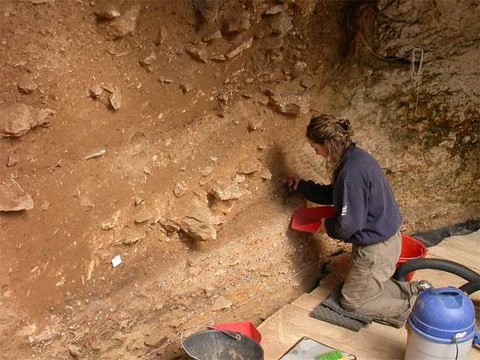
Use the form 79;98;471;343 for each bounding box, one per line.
286;175;301;191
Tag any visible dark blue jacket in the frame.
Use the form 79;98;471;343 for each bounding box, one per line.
297;144;402;245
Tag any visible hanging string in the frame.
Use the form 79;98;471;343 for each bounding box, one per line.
359;33;425;120
410;48;424;119
359;33;407;62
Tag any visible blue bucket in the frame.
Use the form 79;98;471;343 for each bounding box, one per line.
405;287;479;360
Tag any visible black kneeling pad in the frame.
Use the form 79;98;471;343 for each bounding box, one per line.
311;285;373;332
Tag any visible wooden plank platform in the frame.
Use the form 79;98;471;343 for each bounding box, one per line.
258;231;480;360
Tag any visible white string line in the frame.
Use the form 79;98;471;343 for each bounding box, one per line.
359;33;406;62
410;48;424;119
138;258;323;360
359;33;425;120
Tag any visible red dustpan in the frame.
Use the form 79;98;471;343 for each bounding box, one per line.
291;206;335;233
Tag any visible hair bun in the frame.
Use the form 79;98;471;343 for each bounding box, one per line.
337;119;351;131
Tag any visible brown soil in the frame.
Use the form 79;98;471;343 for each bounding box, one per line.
1;1;478;359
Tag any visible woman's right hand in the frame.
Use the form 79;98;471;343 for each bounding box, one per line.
286;175;301;191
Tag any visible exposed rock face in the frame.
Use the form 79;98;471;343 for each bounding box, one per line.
373;0;480;117
375;0;480;61
0;2;479;360
343;0;480;181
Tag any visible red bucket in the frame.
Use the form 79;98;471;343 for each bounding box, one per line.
396;235;428;282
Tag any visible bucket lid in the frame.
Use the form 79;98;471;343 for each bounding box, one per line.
408;287;477;343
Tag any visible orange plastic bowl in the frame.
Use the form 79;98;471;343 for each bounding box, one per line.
396;235;428;281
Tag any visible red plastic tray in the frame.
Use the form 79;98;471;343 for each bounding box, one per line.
291;206;335;233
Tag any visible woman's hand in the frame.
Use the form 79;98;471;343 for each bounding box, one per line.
286;175;301;191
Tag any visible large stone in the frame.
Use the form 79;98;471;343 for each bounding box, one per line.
105;5;141;39
185;46;208;63
27;328;56;344
259;35;284;50
209;180;250;201
269;93;310;115
179;214;217;241
0;103;54;138
0;103;34;137
17;74;37;93
109;88;122;111
225;37;253;59
94;2;121;20
139;52;156;67
117;227;146;245
0;179;34;211
211;295;232;311
270;12;293;35
168;196;216;241
89;84;103;99
192;0;220;24
202;29;222;43
265;4;287;15
155;26;167;45
222;11;251;34
236;157;262;174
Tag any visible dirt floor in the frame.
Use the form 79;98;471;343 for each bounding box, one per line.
0;1;479;359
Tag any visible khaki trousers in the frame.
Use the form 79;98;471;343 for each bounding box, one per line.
340;231;416;327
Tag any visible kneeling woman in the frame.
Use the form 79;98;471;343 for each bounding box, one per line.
287;114;431;327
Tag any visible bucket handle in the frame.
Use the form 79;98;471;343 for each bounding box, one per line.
474;332;480;346
207;326;242;341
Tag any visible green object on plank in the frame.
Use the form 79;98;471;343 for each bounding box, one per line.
316;349;345;360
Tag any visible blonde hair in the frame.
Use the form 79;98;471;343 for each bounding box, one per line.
306;114;354;179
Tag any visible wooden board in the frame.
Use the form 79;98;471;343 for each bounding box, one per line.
259;297;406;359
258;233;480;360
427;231;480;272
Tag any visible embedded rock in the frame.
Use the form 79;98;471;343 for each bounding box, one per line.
0;179;34;211
105;5;141;39
1;103;54;138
